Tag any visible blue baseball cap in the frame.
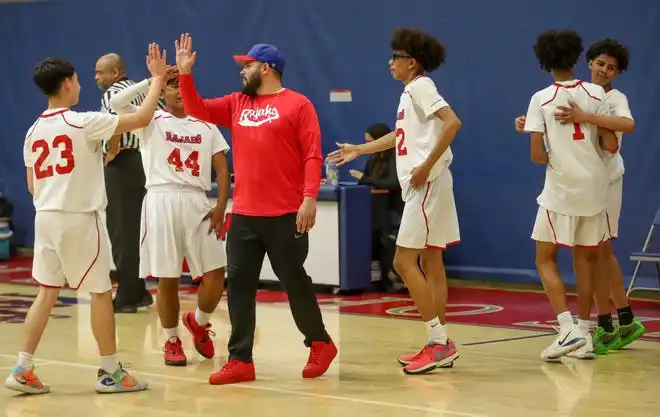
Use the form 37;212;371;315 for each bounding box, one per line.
233;44;286;73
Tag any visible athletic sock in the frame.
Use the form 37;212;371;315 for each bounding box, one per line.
597;313;614;333
577;319;591;337
100;354;118;373
617;306;634;326
16;352;34;370
557;311;574;333
164;327;179;342
425;317;448;345
195;308;211;326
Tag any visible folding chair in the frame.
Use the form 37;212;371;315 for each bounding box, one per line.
627;207;660;296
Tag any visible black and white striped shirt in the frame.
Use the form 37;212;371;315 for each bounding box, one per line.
99;79;166;153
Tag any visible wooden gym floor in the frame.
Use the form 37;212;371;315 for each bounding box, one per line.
0;276;658;416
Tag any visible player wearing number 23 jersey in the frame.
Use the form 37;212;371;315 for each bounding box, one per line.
394;75;460;250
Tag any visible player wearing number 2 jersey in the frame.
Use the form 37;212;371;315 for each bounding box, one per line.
522;30;619;362
109;66;230;369
5;46;166;395
329;28;462;375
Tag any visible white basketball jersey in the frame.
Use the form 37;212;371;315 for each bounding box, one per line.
524;80;610;216
395;75;453;194
136;110;229;191
23;108;119;213
603;88;633;182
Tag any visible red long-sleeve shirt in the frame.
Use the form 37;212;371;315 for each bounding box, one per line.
179;73;323;217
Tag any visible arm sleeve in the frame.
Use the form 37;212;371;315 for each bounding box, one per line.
608;92;633;120
523;94;545;133
81;112;120;143
23;138;34;168
109;79;148;115
178;74;234;127
297;99;323;198
210;126;230;155
409;77;450;118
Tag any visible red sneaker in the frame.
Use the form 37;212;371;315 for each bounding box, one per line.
403;340;459;375
208;360;256;385
182;312;215;359
302;338;338;378
398;347;424;366
398;345;455;368
163;337;187;366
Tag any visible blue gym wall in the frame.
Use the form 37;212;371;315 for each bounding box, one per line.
1;0;659;285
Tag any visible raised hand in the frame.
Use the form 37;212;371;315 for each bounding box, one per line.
175;33;197;74
327;142;360;166
146;42;167;78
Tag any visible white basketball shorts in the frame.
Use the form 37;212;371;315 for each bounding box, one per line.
32;211;112;293
98;210;116;271
532;207;607;248
396;167;461;250
139;186;227;279
605;177;623;240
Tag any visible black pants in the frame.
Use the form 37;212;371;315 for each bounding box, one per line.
226;213;329;362
104;150;147;305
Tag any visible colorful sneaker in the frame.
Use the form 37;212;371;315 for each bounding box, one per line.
398;345;456;368
566;333;596;359
209;360;256;385
403;340;459;375
4;365;49;395
592;327;620;355
163;337;187;366
541;325;585;361
610;318;646;350
302;338;338;378
95;363;148;393
182;312;215;359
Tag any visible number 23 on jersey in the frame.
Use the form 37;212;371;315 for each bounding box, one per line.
167;148;200;177
32;134;75;180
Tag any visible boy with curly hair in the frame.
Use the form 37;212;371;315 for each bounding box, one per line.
329;27;462;375
516;38;645;355
522;30;619;361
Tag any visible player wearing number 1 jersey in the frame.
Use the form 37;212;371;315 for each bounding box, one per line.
329;28;462;375
522;30;619;361
109;66;230;368
5;47;166;395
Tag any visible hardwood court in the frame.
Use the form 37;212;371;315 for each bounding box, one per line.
0;282;659;417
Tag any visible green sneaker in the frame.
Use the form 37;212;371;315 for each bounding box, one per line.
592;327;620;355
609;318;646;350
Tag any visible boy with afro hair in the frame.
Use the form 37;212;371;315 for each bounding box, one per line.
329;27;462;375
522;30;619;361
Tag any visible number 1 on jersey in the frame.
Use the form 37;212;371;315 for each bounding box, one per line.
572;122;585;141
167;148;200;177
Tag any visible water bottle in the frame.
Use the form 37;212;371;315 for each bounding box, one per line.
325;160;339;186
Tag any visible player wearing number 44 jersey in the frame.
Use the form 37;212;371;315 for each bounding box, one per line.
109;59;230;369
329;28;462;375
522;30;619;361
6;46;166;395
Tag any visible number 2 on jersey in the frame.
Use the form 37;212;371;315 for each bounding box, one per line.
32;135;75;179
167;148;200;177
572;122;585;141
396;128;408;156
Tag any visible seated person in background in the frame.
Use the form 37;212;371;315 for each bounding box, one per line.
349;123;405;292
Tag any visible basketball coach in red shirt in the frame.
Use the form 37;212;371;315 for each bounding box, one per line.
175;33;337;385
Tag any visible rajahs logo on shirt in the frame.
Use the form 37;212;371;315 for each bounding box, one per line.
237;105;280;127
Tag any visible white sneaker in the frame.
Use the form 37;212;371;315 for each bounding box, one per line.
541;326;586;361
566;334;595;359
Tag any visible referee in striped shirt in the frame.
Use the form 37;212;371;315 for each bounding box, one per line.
95;53;164;313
